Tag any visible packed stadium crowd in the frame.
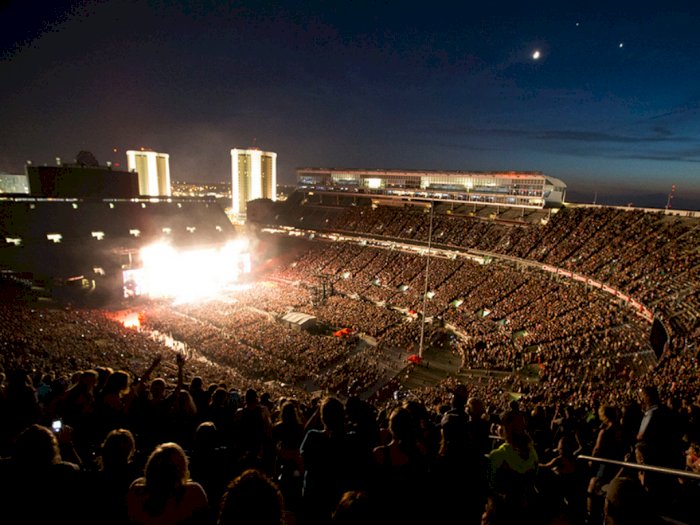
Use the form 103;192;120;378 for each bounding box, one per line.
272;242;657;385
0;309;698;525
1;203;699;524
272;204;699;338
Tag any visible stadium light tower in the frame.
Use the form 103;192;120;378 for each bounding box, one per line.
418;201;435;359
665;184;676;210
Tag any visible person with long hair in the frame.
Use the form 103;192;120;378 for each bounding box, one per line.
126;442;212;525
272;400;305;515
371;406;429;523
0;424;87;524
587;404;624;521
88;428;141;525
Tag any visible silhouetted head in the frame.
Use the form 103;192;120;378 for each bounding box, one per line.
218;469;284;525
14;424;60;467
245;388;258;405
321;396;345;434
101;428;135;469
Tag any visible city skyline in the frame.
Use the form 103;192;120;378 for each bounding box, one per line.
1;2;699;209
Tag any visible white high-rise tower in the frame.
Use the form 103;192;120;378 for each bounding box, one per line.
126;150;172;197
231;148;277;216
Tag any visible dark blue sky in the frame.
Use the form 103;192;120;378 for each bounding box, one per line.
1;1;699;208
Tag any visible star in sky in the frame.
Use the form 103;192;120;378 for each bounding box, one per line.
0;2;699;208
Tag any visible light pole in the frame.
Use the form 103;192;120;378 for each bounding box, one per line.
418;201;434;359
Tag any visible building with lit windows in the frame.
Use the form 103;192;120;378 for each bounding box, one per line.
296;167;567;208
126;150;172;197
0;173;29;194
231;148;277;217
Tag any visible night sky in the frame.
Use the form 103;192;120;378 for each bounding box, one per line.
1;1;699;208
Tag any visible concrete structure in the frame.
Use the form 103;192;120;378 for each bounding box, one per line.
26;164;138;199
280;311;317;331
296;167;567;208
231;148;277;217
126;150;172;197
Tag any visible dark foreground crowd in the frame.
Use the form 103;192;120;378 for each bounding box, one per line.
1;345;699;525
1;204;699;525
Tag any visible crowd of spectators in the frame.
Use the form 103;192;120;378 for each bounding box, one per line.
270;203;699;339
270;241;657;387
1;203;699;524
0;322;698;525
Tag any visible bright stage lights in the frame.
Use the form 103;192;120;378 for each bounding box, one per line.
124;239;252;302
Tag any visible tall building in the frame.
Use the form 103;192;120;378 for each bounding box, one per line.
231;148;277;216
126;150;172;197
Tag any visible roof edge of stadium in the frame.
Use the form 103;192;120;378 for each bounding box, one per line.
29;163;126;172
544;176;567;187
296;167;545;176
0;196;220;204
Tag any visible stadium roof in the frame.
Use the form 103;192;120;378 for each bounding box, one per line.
297;167;546;177
545;175;567;187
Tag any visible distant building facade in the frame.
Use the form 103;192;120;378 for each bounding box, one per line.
126;150;172;197
296;167;567;208
0;173;29;194
231;148;277;216
26;163;138;199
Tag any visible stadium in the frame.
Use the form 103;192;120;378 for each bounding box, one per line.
0;173;699;524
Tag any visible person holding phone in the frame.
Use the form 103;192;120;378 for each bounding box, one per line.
0;424;88;524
